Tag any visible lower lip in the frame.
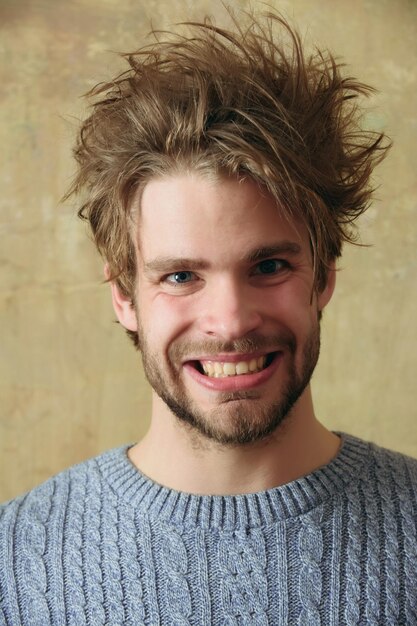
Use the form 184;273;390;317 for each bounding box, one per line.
183;353;283;392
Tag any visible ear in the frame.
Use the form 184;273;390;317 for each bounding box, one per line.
317;262;336;312
105;264;138;332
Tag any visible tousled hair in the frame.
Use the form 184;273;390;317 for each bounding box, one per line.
67;12;389;347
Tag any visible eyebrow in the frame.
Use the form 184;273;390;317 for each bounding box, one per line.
244;242;302;263
144;257;209;274
143;241;302;274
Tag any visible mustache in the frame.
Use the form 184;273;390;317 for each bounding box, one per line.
169;331;296;361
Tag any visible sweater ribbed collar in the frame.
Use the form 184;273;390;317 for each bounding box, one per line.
96;433;369;530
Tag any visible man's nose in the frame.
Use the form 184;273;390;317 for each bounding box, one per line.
198;278;263;340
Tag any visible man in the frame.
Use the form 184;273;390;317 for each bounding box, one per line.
1;12;416;626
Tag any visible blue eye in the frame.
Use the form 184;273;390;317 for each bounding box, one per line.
166;271;195;284
256;259;286;274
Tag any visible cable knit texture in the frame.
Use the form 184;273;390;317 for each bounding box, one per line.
1;434;416;625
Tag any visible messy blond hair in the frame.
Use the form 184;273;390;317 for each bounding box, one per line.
68;12;389;344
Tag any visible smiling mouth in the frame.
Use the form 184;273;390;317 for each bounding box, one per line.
192;353;276;378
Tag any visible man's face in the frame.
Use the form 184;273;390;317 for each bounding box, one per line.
115;174;334;446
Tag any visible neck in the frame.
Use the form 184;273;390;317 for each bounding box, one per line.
128;387;340;495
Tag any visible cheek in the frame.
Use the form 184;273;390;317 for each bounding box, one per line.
271;290;318;335
268;283;312;315
139;294;194;344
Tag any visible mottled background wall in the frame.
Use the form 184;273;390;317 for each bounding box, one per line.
1;0;416;501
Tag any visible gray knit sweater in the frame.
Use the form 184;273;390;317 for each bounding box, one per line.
0;434;416;625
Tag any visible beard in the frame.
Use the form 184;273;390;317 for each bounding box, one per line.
138;324;321;447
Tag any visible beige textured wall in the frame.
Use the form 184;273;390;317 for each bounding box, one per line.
1;0;416;501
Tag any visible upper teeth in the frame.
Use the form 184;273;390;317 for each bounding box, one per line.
201;356;266;377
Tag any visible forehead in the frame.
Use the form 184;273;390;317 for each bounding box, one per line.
136;173;310;260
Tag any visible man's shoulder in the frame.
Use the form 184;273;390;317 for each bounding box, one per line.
367;438;417;472
357;436;417;494
0;445;130;525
